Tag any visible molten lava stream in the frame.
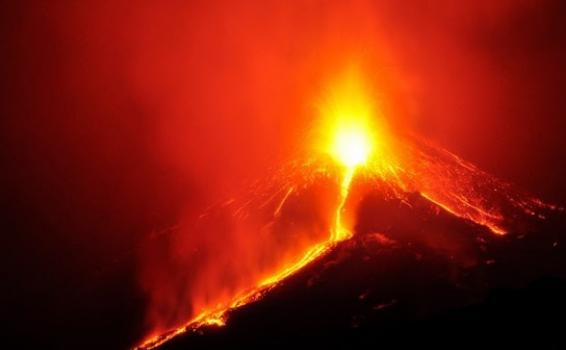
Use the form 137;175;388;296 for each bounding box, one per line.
333;166;356;241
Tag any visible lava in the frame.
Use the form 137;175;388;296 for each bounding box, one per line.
136;68;555;350
334;166;355;241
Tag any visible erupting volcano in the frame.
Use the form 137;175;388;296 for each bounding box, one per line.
137;69;560;350
6;2;566;350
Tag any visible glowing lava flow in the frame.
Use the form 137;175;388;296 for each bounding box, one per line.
137;235;330;349
333;166;355;241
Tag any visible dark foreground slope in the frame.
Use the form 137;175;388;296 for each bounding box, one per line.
161;192;566;349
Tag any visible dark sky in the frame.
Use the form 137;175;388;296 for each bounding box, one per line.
1;1;566;349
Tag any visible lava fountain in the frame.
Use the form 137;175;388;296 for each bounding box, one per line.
318;67;391;242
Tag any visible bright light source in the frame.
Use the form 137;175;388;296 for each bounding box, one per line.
330;122;373;167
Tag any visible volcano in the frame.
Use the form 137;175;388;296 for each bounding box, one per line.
136;68;566;350
137;131;565;349
5;3;566;350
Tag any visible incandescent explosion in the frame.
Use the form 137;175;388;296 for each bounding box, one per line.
136;69;555;350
